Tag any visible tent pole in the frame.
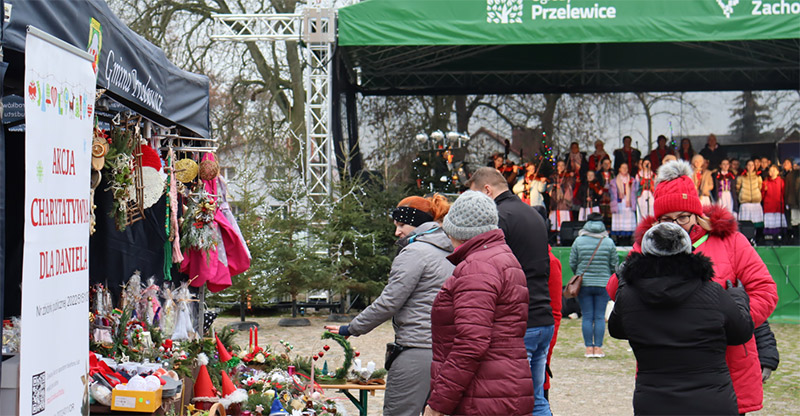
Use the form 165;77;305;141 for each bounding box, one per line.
197;286;205;338
0;0;6;384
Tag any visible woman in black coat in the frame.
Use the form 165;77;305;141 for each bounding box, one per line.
608;223;754;416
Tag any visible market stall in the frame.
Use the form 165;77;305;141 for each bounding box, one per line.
0;1;323;415
1;2;385;414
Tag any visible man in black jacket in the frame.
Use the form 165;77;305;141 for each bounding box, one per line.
613;136;642;176
468;167;553;416
700;133;727;170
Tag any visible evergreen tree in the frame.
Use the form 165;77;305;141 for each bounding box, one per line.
321;174;405;312
261;183;330;318
730;91;772;140
212;165;273;320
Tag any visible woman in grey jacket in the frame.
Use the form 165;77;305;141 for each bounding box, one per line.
325;194;453;416
569;213;618;358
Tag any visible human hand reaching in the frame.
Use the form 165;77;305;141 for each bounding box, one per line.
423;405;445;416
323;325;350;338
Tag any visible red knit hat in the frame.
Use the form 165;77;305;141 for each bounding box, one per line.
653;160;703;218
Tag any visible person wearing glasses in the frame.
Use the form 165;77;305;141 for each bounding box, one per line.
606;160;778;415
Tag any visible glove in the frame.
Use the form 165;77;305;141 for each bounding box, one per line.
762;367;772;383
725;279;751;314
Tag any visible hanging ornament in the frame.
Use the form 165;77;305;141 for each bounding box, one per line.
174;158;198;183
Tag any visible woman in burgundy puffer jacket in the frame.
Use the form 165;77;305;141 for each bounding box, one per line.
424;191;534;416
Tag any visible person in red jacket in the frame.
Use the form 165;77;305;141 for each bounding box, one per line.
425;191;534;416
648;135;675;172
606;160;778;414
543;245;563;399
762;165;787;238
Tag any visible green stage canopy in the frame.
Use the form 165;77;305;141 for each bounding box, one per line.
336;0;800;95
339;0;799;46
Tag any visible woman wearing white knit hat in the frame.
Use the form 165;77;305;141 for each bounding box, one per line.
425;191;533;416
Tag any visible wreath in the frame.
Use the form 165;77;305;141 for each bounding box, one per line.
103;127;136;230
314;332;354;384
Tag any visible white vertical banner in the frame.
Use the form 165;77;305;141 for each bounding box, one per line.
21;28;95;416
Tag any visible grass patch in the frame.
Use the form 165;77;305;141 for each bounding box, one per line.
762;323;800;414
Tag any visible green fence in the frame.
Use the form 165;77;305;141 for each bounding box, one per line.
551;246;800;324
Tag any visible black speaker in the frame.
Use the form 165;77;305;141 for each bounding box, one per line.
738;221;756;244
560;221;585;246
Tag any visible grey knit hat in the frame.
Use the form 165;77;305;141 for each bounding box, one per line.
442;191;499;241
641;222;692;257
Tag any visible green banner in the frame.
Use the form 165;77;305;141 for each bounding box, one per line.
552;246;800;324
339;0;800;46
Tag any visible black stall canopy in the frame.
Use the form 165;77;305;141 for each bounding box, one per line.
1;0;212;317
3;0;210;138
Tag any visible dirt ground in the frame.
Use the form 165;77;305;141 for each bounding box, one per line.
215;315;799;416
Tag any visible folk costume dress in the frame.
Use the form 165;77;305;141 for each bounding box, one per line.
737;171;764;228
693;168;714;207
713;170;738;217
598;168;615;220
576;180;603;221
634;170;656;219
762;176;787;235
512;174;547;208
548;172;574;231
610;173;636;236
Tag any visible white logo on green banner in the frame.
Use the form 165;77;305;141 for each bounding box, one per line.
716;0;740;18
487;0;523;24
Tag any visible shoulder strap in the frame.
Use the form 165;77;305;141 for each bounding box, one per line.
407;226;440;245
585;238;605;268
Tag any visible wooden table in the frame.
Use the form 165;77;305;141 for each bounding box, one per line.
318;383;386;416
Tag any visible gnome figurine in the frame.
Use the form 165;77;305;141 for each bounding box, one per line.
219;370;248;415
268;398;290;416
191;364;219;410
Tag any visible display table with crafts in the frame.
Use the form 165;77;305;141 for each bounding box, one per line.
318;383;386;416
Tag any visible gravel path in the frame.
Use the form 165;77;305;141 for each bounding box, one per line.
215;315;799;416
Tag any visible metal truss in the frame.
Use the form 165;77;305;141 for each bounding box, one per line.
211;9;336;211
210;13;302;41
355;66;799;95
305;40;334;204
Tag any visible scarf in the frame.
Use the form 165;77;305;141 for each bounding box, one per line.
636;171;655;197
592;149;608;160
716;171;734;194
569;152;583;172
616;173;631;199
694;169;705;192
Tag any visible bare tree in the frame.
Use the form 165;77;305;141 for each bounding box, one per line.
746;90;800;135
110;0;307;158
632;92;702;153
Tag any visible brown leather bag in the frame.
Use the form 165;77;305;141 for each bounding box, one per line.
563;238;604;299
